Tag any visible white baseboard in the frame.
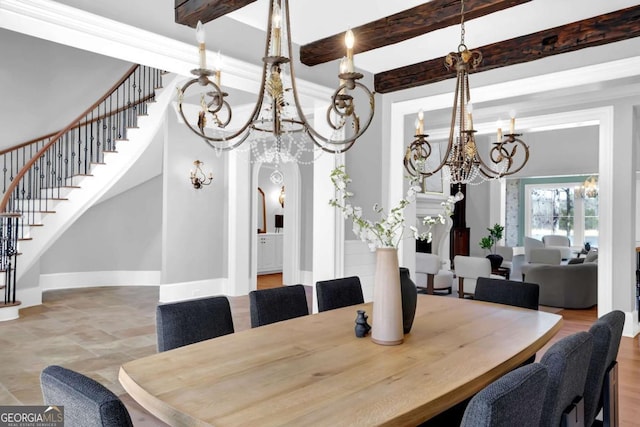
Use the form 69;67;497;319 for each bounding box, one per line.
159;278;227;303
40;270;162;291
0;306;19;321
623;310;639;337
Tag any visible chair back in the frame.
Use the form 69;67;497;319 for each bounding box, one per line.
454;256;492;296
542;235;571;247
524;237;544;263
156;296;234;352
454;256;491;279
416;252;441;275
583;310;625;426
41;365;133;427
316;276;364;312
539;331;593;427
495;245;513;262
474;278;539;310
529;248;562;265
460;363;548;427
249;284;309;327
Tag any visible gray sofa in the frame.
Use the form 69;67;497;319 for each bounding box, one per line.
525;262;597;309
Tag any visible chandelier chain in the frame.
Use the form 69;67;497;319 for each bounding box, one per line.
459;0;466;49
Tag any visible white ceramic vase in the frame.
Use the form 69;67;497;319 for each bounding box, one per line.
371;247;404;345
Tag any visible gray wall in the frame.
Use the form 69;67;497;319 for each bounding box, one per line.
0;29;131;146
161;111;227;283
344;90;384;241
466;125;600;256
300;163;313;271
40;176;162;273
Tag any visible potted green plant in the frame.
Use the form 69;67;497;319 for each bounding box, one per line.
479;223;505;270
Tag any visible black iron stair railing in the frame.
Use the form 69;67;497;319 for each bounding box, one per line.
0;64;163;307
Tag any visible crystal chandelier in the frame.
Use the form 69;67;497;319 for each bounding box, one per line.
176;0;375;165
404;0;529;192
577;175;598;199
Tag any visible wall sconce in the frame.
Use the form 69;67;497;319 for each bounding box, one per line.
278;186;285;208
190;160;213;189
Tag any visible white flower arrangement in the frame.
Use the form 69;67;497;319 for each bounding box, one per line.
329;165;456;251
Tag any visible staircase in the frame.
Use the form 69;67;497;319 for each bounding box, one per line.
0;65;181;320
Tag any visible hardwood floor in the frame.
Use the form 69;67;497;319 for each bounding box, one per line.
1;281;638;426
257;272;284;289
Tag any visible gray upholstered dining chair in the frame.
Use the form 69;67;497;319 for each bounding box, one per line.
583;310;625;427
41;365;134;427
474;277;540;366
249;284;309;327
459;363;549;427
539;331;593;427
316;276;364;312
156;296;234;352
474;277;539;310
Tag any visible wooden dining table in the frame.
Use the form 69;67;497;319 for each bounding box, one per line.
119;294;562;427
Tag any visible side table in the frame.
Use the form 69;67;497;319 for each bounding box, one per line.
491;266;511;280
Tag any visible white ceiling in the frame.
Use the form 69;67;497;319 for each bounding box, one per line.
227;0;640;74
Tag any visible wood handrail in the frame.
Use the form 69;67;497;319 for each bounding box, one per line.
0;92;155;157
0;64;141;213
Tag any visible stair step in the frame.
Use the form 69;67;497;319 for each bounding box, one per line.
65;175;92;186
40;186;79;199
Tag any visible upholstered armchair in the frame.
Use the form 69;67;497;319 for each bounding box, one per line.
415;215;454;294
453;255;504;298
524;236;545;263
415;253;453;294
495;245;514;269
542;235;572;260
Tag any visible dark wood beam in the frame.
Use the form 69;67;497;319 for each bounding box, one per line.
175;0;257;28
300;0;531;67
374;5;640;94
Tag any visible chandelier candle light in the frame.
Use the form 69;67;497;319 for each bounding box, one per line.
177;0;375;165
404;0;529;187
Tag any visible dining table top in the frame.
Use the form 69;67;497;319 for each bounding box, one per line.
119;294;562;427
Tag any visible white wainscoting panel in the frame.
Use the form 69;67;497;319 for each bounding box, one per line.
344;240;376;302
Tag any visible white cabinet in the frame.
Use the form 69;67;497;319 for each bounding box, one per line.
257;233;283;274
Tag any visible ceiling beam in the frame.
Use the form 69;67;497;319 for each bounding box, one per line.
374;5;640;94
175;0;257;28
299;0;531;67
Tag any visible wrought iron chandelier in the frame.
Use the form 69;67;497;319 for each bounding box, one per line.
404;0;529;189
177;0;375;165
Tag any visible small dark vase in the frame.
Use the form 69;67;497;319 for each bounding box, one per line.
584;242;591;252
486;254;503;271
354;310;371;338
399;267;417;334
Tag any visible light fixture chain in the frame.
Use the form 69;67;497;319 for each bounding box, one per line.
460;0;466;48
